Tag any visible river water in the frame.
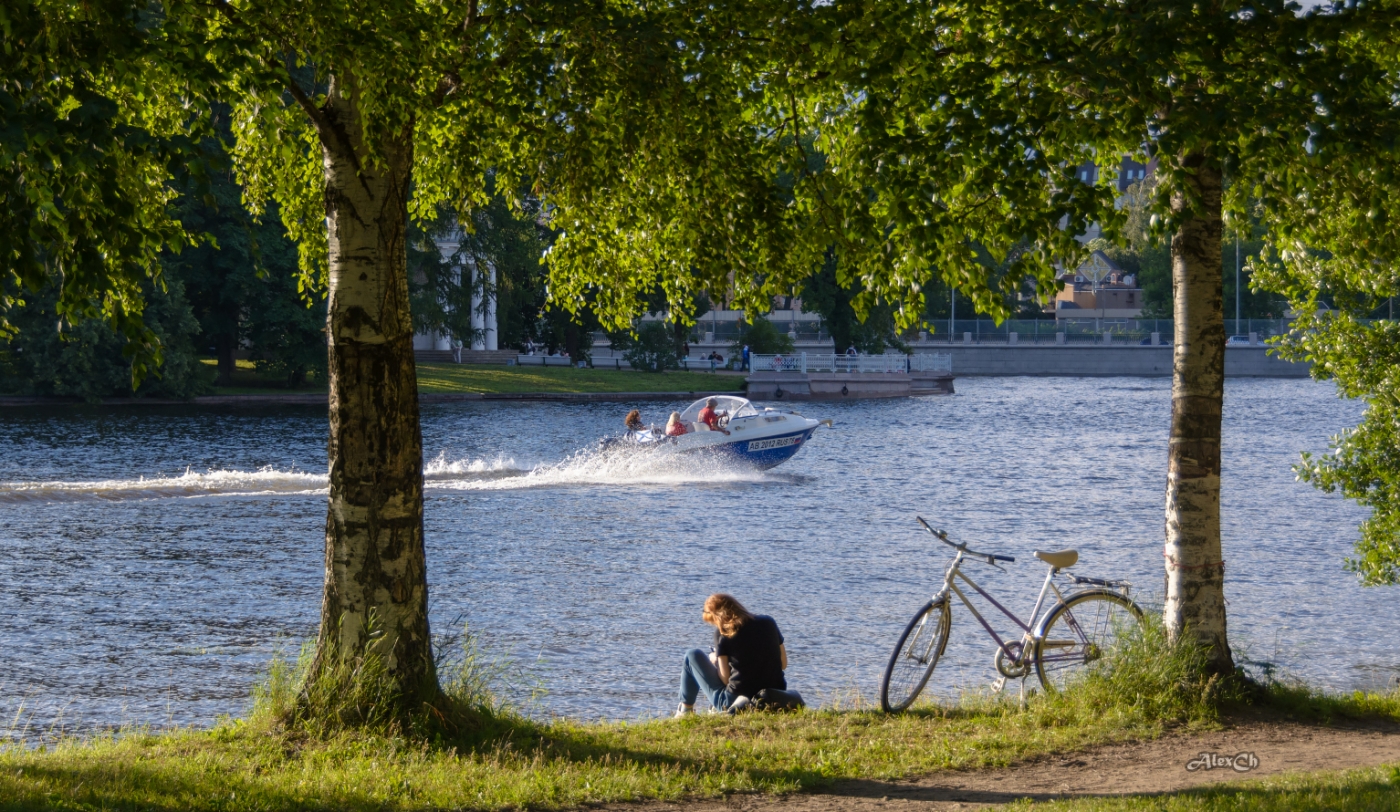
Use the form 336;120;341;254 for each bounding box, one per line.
1;378;1395;734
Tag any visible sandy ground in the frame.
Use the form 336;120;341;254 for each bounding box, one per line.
620;718;1400;811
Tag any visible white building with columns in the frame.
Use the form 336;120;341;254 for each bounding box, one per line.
412;231;497;352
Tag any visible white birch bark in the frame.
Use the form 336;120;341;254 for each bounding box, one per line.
1164;155;1234;673
306;71;438;706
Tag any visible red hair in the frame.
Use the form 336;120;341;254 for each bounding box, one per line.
703;593;754;638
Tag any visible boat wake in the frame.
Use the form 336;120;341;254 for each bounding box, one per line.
426;447;778;492
0;448;794;503
0;467;327;504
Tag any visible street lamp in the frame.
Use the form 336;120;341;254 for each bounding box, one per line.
1235;229;1241;336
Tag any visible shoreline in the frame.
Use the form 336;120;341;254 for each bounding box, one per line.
0;390;744;407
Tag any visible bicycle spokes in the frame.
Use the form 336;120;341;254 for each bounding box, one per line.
1035;591;1143;692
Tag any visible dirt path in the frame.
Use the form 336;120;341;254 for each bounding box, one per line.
636;719;1400;811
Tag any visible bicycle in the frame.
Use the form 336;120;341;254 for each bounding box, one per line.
879;517;1145;712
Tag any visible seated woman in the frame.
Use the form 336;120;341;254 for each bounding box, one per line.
665;411;688;437
625;409;645;432
676;593;787;716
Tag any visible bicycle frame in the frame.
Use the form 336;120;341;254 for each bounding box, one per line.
933;548;1070;670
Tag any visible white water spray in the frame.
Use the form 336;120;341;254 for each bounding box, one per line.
0;447;783;504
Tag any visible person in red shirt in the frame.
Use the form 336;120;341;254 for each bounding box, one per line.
696;398;731;435
665;412;688;437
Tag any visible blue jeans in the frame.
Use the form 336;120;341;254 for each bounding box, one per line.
679;648;734;710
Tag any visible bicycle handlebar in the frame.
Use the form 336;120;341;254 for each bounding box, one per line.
916;516;1015;564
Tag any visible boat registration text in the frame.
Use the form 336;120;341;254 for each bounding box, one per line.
748;435;802;452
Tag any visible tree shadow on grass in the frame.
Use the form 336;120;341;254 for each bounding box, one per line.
0;710;850;812
0;693;1231;812
828;771;1400;808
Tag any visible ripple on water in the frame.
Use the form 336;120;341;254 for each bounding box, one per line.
0;379;1391;732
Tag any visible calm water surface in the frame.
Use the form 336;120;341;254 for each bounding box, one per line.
1;377;1395;733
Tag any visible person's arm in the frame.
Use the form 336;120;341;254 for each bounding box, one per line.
717;655;731;685
780;643;788;671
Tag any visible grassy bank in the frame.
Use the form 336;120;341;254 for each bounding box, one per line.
416;363;744;395
2;688;1397;812
4;623;1399;812
200;359;743;396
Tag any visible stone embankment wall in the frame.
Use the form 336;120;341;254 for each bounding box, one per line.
915;345;1308;378
745;371;955;400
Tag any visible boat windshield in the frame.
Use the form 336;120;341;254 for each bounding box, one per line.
679;396;758;423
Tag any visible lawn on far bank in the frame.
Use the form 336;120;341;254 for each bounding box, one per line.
200;359;745;396
416;363;745;394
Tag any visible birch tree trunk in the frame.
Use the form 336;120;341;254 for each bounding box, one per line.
305;72;439;712
1164;154;1234;673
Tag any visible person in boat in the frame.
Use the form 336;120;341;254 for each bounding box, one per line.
665;412;688;437
625;409;645;433
676;593;787;716
697;397;731;435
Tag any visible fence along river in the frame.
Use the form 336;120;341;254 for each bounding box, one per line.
0;377;1394;734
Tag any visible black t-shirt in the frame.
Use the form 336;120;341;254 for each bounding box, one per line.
715;615;786;697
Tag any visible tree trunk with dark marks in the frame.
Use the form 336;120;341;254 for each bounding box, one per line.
1164;154;1233;674
304;71;439;714
216;330;236;387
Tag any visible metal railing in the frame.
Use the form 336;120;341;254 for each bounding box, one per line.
909;353;953;373
916;318;1295;345
749;353;952;374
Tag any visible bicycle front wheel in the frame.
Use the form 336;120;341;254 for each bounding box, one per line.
880;599;951;712
1034;590;1144;693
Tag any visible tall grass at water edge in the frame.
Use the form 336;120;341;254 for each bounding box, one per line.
0;618;1397;812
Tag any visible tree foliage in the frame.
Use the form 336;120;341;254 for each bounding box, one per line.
1;0;215;381
1239;5;1400;586
0;273;210;401
408;190;551;351
802;254;907;354
731;318;795;357
170;155;326;388
622;322;680;373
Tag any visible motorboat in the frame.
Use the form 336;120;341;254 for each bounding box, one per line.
603;396;829;470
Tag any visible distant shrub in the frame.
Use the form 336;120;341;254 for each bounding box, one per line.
731;318;795;357
0;276;213;402
623;322;680;372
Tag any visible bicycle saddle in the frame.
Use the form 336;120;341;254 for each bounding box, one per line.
1034;549;1079;569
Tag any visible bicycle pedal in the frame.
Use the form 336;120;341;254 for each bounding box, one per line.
990;677;1007;693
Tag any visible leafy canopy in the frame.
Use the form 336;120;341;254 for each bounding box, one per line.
1248;1;1400;585
184;0;819;330
1;0;215;381
770;0;1392;328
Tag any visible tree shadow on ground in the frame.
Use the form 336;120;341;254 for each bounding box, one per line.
828;773;1400;808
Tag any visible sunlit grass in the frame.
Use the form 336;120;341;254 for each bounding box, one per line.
196;359;743;396
4;619;1397;812
414;363;744;394
199;358;327;394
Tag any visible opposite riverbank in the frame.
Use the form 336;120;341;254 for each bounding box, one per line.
0;363;747;406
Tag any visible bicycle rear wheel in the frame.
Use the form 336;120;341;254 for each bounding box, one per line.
1034;590;1143;693
880;599;951;712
